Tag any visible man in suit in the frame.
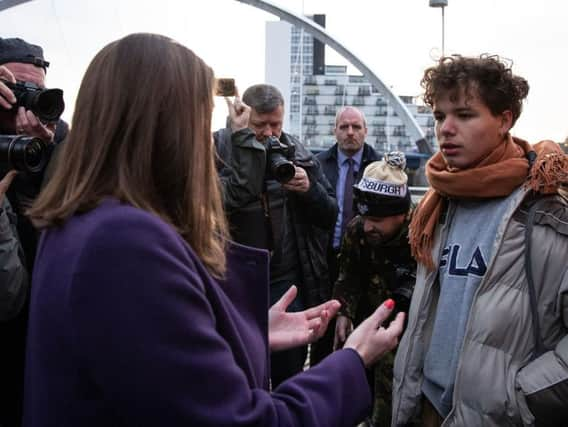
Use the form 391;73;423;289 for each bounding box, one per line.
313;106;380;364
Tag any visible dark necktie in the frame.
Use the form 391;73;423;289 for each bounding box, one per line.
341;158;355;237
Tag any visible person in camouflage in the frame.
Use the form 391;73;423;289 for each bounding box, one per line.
332;152;416;427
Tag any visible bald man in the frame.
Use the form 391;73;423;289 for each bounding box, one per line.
313;106;380;365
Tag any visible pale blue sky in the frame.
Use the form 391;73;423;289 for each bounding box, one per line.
0;0;566;142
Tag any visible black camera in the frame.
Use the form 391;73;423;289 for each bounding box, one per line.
265;136;296;184
3;80;64;123
391;266;416;329
0;135;49;174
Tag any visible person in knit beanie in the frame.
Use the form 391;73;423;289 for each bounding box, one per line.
353;151;411;226
332;152;416;427
392;54;568;427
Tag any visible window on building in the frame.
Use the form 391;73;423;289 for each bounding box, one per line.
392;125;406;136
303;96;316;105
372;126;386;136
304;125;318;135
324;106;337;116
326;65;347;74
348;75;366;83
376;136;388;146
352;96;365;106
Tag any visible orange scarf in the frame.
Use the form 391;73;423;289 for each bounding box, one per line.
409;136;568;270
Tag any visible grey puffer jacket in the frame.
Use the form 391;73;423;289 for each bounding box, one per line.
392;187;568;427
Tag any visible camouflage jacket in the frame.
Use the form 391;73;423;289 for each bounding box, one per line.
332;212;416;323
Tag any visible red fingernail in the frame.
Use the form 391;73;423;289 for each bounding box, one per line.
384;299;395;310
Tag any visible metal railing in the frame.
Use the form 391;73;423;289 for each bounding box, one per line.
410;186;429;203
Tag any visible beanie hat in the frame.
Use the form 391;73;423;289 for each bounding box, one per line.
353;151;411;217
0;37;49;70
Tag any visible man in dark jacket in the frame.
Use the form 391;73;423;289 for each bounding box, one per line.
0;67;27;323
312;106;380;364
0;37;67;427
0;37;68;270
214;84;337;387
333;152;416;427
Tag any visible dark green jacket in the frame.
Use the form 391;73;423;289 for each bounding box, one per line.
214;128;338;307
333;213;416;323
332;212;416;427
0;197;27;321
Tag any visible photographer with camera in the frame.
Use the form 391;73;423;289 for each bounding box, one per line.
214;84;337;387
332;152;416;427
0;121;27;328
0;68;28;319
0;38;67;267
0;37;66;427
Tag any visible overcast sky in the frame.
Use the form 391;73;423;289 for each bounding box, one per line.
0;0;566;142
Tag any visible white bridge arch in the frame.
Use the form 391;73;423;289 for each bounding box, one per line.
0;0;431;152
237;0;430;153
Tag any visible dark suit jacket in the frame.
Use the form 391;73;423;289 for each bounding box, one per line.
310;143;382;365
316;143;381;192
316;142;381;252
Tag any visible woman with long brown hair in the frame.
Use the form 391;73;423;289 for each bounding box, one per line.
23;33;403;426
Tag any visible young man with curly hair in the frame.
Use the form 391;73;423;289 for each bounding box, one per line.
392;55;568;427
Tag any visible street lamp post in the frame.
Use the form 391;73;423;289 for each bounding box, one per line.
429;0;448;57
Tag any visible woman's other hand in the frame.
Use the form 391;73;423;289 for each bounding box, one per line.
268;285;340;352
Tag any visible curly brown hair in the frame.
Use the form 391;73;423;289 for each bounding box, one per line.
421;54;529;126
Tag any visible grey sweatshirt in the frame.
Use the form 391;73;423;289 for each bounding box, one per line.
422;193;514;417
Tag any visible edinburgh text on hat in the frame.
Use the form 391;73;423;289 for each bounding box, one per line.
356;177;407;198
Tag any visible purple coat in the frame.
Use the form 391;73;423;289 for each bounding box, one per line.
23;200;371;426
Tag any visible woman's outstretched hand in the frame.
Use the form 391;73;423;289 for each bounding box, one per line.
268;285;340;352
344;299;405;367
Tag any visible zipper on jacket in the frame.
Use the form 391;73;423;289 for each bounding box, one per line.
444;188;527;426
393;201;454;422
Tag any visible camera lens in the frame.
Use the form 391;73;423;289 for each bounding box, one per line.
272;161;295;183
24;139;45;170
0;135;48;174
32;89;65;122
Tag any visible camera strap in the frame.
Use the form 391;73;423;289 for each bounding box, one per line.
260;180;275;255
